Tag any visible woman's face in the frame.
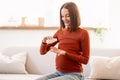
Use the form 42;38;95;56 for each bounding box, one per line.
61;8;70;27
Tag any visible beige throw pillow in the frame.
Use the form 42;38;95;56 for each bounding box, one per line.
89;56;120;79
0;52;28;74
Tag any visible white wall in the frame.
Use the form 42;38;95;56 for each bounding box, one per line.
0;29;56;51
0;28;115;51
0;0;120;51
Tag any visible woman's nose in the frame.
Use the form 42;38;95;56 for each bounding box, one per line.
63;17;67;21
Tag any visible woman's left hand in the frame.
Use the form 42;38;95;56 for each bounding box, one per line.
50;47;66;56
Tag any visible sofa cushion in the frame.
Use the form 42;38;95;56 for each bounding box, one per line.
2;47;56;74
0;52;28;74
0;74;41;80
89;56;120;79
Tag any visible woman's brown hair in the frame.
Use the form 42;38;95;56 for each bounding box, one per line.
60;2;81;32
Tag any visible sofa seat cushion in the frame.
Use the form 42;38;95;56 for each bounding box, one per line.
0;74;42;80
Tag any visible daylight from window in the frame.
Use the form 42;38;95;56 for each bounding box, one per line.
0;0;109;27
0;0;120;48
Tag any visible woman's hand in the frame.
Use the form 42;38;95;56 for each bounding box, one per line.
50;47;66;56
42;36;57;44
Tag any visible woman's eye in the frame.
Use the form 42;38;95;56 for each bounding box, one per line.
61;15;70;18
67;15;70;17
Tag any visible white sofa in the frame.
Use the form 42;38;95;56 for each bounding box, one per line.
0;47;120;80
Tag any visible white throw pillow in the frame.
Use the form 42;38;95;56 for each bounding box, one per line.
0;52;28;74
89;56;120;79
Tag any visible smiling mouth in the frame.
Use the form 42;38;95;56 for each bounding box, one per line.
64;21;70;24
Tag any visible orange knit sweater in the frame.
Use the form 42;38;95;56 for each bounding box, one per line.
40;28;90;73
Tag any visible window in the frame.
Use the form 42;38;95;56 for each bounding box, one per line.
0;0;109;28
